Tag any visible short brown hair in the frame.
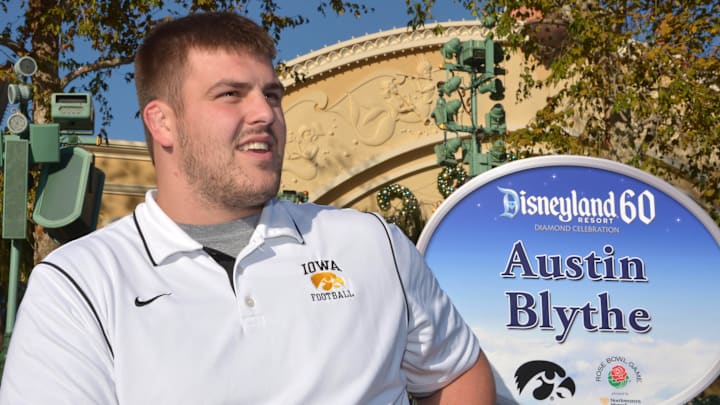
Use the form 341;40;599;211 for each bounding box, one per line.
134;12;276;161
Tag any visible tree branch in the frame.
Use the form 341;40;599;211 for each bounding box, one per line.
61;54;135;88
0;34;28;56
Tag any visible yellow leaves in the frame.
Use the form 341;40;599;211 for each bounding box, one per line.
655;18;673;39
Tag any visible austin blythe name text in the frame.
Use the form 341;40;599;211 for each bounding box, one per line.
500;240;651;343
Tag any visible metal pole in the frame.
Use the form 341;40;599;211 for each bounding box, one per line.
469;69;480;176
5;239;21;336
1;239;21;367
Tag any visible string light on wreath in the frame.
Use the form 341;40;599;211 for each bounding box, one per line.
377;184;419;213
437;165;468;198
376;184;425;242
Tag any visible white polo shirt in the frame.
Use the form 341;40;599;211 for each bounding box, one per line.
0;191;480;405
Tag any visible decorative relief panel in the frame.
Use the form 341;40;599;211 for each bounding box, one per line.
281;59;447;195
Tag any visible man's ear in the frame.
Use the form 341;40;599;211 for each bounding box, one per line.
143;100;176;148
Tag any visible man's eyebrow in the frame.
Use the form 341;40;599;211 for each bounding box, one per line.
205;80;252;95
205;80;285;96
264;82;285;95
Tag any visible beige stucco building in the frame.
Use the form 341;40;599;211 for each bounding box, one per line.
87;20;551;226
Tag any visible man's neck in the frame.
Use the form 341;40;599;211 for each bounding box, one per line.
155;188;263;225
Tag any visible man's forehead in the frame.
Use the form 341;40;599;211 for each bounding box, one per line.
187;46;273;65
181;47;280;91
183;47;277;81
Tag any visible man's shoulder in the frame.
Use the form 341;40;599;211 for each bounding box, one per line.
276;199;381;224
42;213;138;265
276;200;412;246
277;200;395;234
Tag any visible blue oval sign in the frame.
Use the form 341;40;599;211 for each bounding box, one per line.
417;155;720;404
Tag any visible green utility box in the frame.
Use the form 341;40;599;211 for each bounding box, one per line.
29;123;60;163
51;93;94;133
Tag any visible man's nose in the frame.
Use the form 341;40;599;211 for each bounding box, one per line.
245;91;275;124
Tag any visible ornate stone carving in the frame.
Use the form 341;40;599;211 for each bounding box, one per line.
280;21;492;87
283;60;441;183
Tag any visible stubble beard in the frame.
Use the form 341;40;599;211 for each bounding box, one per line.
178;125;282;213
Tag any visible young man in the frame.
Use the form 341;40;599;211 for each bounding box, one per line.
0;12;495;404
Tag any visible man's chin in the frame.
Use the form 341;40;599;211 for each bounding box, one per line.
231;184;280;209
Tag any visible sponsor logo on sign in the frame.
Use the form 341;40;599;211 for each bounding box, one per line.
498;186;656;225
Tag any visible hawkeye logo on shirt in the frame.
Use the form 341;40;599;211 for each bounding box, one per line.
301;259;356;302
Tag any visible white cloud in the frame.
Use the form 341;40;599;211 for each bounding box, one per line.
473;328;720;404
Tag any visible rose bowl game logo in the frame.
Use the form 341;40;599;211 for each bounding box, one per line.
595;356;643;390
608;365;629;388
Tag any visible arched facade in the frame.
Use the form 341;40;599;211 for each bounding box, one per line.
88;20;550;226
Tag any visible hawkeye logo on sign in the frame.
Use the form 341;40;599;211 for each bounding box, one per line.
302;259;356;302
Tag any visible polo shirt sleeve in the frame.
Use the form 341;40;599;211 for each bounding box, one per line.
0;262;117;405
386;223;481;395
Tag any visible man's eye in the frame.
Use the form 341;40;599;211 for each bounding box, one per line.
220;91;239;98
265;93;282;105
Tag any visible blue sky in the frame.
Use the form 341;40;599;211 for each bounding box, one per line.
1;1;476;142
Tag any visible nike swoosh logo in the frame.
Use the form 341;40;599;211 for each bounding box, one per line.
134;293;172;307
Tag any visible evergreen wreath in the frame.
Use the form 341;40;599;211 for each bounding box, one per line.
376;184;424;243
437;165;467;198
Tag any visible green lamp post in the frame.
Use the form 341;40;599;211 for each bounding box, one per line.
430;23;510;181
